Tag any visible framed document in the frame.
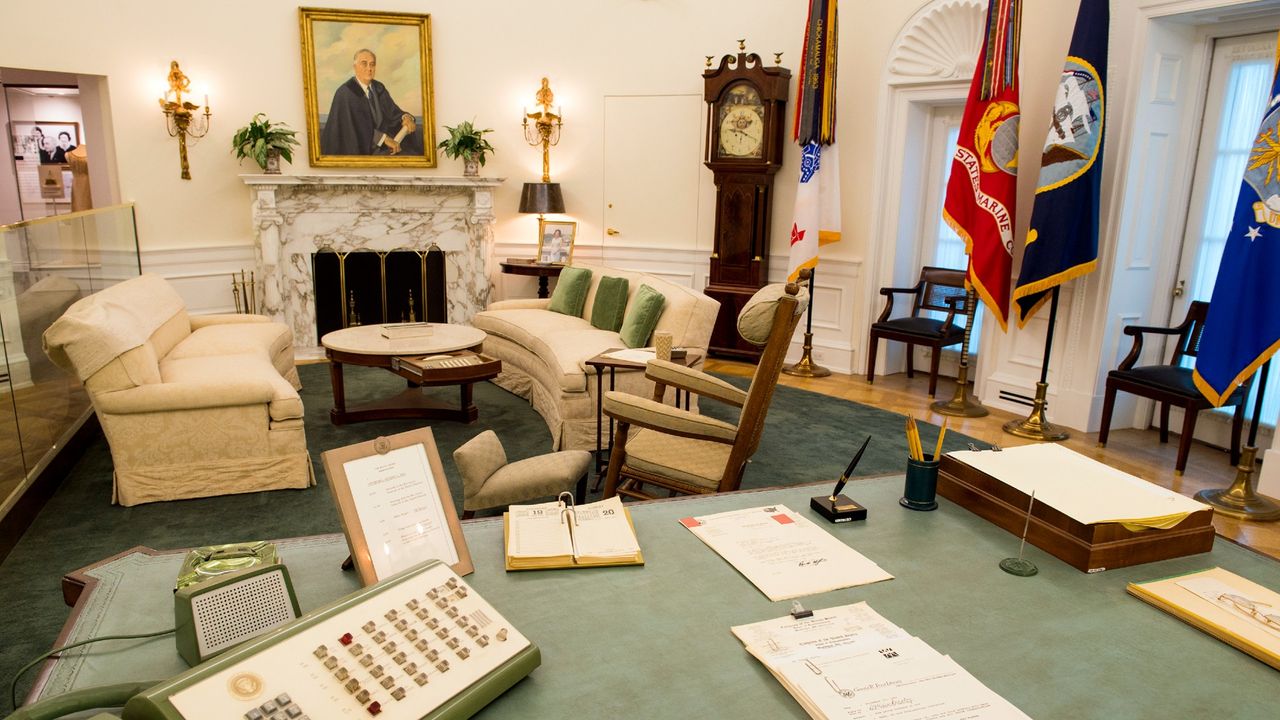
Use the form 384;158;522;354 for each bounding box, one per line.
322;427;473;584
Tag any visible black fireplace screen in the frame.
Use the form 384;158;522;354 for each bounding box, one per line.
313;246;447;337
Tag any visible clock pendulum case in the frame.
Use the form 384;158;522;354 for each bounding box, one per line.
703;43;790;359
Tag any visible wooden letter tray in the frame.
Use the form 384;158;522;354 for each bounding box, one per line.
938;454;1215;573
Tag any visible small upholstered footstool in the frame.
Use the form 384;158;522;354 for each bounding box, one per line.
453;430;592;519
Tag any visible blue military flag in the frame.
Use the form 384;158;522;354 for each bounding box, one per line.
1194;36;1280;406
1011;0;1108;325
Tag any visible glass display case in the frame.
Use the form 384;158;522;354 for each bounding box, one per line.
0;203;139;533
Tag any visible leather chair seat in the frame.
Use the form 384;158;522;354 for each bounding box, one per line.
872;316;963;339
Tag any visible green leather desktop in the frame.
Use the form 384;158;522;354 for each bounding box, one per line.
30;476;1280;718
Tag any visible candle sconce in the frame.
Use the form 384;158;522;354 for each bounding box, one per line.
159;60;211;180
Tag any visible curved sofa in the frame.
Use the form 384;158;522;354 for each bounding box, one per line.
473;262;719;451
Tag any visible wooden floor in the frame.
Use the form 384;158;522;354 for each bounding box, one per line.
706;359;1280;561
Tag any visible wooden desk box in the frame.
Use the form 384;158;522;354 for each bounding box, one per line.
938;454;1215;573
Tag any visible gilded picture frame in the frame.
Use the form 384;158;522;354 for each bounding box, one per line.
299;7;436;168
537;220;576;265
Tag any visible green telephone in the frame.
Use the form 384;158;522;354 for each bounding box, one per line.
7;560;539;720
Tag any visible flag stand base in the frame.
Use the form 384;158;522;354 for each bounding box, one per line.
932;362;988;417
783;331;830;377
1195;446;1280;521
1002;382;1069;441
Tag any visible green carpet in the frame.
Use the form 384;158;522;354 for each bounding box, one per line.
0;363;980;709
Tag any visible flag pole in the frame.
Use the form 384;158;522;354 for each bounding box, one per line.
932;287;989;417
1003;286;1069;441
1195;359;1280;520
783;268;831;377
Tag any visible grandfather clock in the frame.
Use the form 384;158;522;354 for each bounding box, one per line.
703;43;790;359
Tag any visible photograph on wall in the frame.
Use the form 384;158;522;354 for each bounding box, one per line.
537;220;576;265
300;7;436;168
10;121;79;165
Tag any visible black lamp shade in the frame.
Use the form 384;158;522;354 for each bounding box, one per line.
519;182;565;214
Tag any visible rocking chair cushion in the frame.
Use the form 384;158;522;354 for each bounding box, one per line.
624;429;733;492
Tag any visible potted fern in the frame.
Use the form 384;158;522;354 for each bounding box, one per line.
231;113;300;174
437;120;495;177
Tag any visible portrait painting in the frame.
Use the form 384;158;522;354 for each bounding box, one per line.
537;220;576;265
300;7;436;167
11;121;80;165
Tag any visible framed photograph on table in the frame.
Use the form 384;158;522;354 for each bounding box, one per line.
322;427;473;585
299;7;436;168
537;220;576;265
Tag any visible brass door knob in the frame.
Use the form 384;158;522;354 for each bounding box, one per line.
606;228;620;236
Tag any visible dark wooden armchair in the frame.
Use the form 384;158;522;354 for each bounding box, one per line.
865;266;967;396
1098;301;1249;475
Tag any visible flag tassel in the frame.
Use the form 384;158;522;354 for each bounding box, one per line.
1002;286;1069;441
1195;359;1280;520
783;268;831;378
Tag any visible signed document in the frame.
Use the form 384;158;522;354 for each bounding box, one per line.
680;505;892;600
343;444;460;578
733;602;1031;719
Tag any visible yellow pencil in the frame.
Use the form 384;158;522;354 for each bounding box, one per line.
905;417;916;460
933;418;948;461
907;415;923;461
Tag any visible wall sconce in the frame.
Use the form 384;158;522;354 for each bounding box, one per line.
158;60;211;180
522;77;563;183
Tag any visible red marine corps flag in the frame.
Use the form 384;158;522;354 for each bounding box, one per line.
943;0;1022;331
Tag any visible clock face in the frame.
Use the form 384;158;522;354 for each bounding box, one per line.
716;83;765;159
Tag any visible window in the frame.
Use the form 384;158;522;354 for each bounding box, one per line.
1181;35;1278;425
920;105;980;355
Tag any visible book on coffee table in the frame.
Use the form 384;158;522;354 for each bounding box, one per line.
503;495;644;571
380;322;435;339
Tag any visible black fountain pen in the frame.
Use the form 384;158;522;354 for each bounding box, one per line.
812;435;872;522
831;435;871;503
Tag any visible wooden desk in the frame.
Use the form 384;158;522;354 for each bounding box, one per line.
498;258;563;298
30;478;1280;718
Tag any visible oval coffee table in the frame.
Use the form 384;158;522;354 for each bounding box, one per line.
320;324;500;425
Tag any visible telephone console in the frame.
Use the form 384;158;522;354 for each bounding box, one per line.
9;560;539;720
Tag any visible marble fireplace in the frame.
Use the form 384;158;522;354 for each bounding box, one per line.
241;174;503;349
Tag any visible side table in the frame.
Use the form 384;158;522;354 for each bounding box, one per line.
584;349;704;490
499;258;564;299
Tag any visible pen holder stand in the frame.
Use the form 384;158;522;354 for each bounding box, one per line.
900;454;939;511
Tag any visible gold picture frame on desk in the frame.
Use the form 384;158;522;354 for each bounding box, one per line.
537;219;576;265
322;427;473;585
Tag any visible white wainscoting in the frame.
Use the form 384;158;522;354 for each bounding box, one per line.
147;242;864;374
141;244;258;315
493;241;863;374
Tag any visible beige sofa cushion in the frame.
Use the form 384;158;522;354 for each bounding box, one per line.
43;274;187;380
473;309;622;393
160;353;304;421
168;322;293;364
85;344;163;393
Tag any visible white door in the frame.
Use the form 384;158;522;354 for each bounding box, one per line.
1168;32;1278;447
602;95;706;261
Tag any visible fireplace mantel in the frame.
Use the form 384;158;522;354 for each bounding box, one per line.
241;174;504;348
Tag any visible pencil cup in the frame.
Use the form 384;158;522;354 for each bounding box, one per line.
900;454;940;511
654;331;673;361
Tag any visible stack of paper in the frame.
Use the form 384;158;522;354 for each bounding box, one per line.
732;603;1031;719
504;496;643;570
948;444;1208;529
680;505;892;600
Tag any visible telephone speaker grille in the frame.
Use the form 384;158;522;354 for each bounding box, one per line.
193;569;296;657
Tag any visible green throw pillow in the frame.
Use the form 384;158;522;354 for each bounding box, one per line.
548;266;592;317
619;283;666;348
589;276;630;332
